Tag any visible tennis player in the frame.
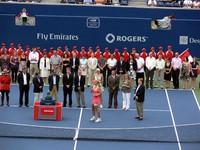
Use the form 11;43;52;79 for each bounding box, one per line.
90;80;102;123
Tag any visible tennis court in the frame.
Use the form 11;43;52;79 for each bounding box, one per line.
0;85;200;150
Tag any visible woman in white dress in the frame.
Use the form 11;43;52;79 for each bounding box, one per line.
40;53;50;85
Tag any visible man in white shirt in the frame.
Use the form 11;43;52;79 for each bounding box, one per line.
135;53;144;86
145;52;156;89
87;52;98;87
29;47;39;79
154;54;165;89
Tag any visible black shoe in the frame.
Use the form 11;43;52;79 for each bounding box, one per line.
138;117;143;121
25;105;29;107
1;104;4;107
135;117;140;119
7;104;9;107
150;87;153;89
77;106;81;108
62;105;66;107
19;105;22;107
69;105;72;108
146;86;149;89
82;106;86;108
107;106;111;108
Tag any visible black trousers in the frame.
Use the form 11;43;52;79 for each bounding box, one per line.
108;89;118;108
19;85;29;106
145;69;155;88
1;90;10;104
63;87;72;107
172;69;180;88
11;67;18;83
136;72;144;86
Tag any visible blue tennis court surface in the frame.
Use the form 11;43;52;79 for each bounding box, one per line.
0;85;200;150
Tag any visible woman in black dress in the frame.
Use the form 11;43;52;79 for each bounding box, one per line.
190;57;199;90
62;53;70;75
164;58;172;89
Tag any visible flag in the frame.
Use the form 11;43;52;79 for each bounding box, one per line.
179;48;193;62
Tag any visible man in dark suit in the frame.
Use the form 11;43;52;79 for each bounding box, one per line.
48;70;60;102
107;70;120;109
33;72;44;102
17;68;30;107
134;78;145;120
116;55;127;87
74;69;86;108
62;67;73;107
70;52;79;77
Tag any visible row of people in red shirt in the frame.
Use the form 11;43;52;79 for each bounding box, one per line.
0;43;174;62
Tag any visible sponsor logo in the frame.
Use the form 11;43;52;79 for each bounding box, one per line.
37;33;79;41
105;33;115;43
179;36;200;45
179;36;188;45
105;33;148;43
87;17;100;28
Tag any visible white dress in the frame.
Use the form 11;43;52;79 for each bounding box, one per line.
40;57;50;77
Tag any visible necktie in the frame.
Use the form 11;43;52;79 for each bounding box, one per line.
38;78;40;83
44;59;46;67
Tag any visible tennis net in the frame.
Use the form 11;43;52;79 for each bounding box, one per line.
0;122;199;143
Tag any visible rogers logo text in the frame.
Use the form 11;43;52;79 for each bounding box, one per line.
105;33;148;43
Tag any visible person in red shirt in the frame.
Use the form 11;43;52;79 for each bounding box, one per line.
165;45;174;61
131;48;137;59
150;47;157;58
157;46;166;59
8;43;17;57
17;44;23;57
48;47;54;58
57;46;64;58
113;48;120;61
0;43;7;56
140;48;148;62
103;47;111;60
71;46;79;58
64;46;71;58
87;47;93;59
0;69;11;106
43;48;47;55
37;47;43;61
94;46;102;60
122;47;129;62
80;46;87;58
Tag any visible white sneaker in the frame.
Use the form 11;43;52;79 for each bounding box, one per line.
95;118;101;123
100;104;103;109
122;107;126;110
125;108;129;111
90;116;96;122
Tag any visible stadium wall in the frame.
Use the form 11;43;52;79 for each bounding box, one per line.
0;3;199;57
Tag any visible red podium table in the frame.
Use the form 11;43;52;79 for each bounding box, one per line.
34;102;62;121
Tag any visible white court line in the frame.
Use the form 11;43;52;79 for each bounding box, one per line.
191;90;200;111
0;121;199;130
165;89;182;150
73;108;83;150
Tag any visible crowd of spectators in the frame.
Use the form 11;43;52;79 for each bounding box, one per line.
148;0;200;8
0;43;199;90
